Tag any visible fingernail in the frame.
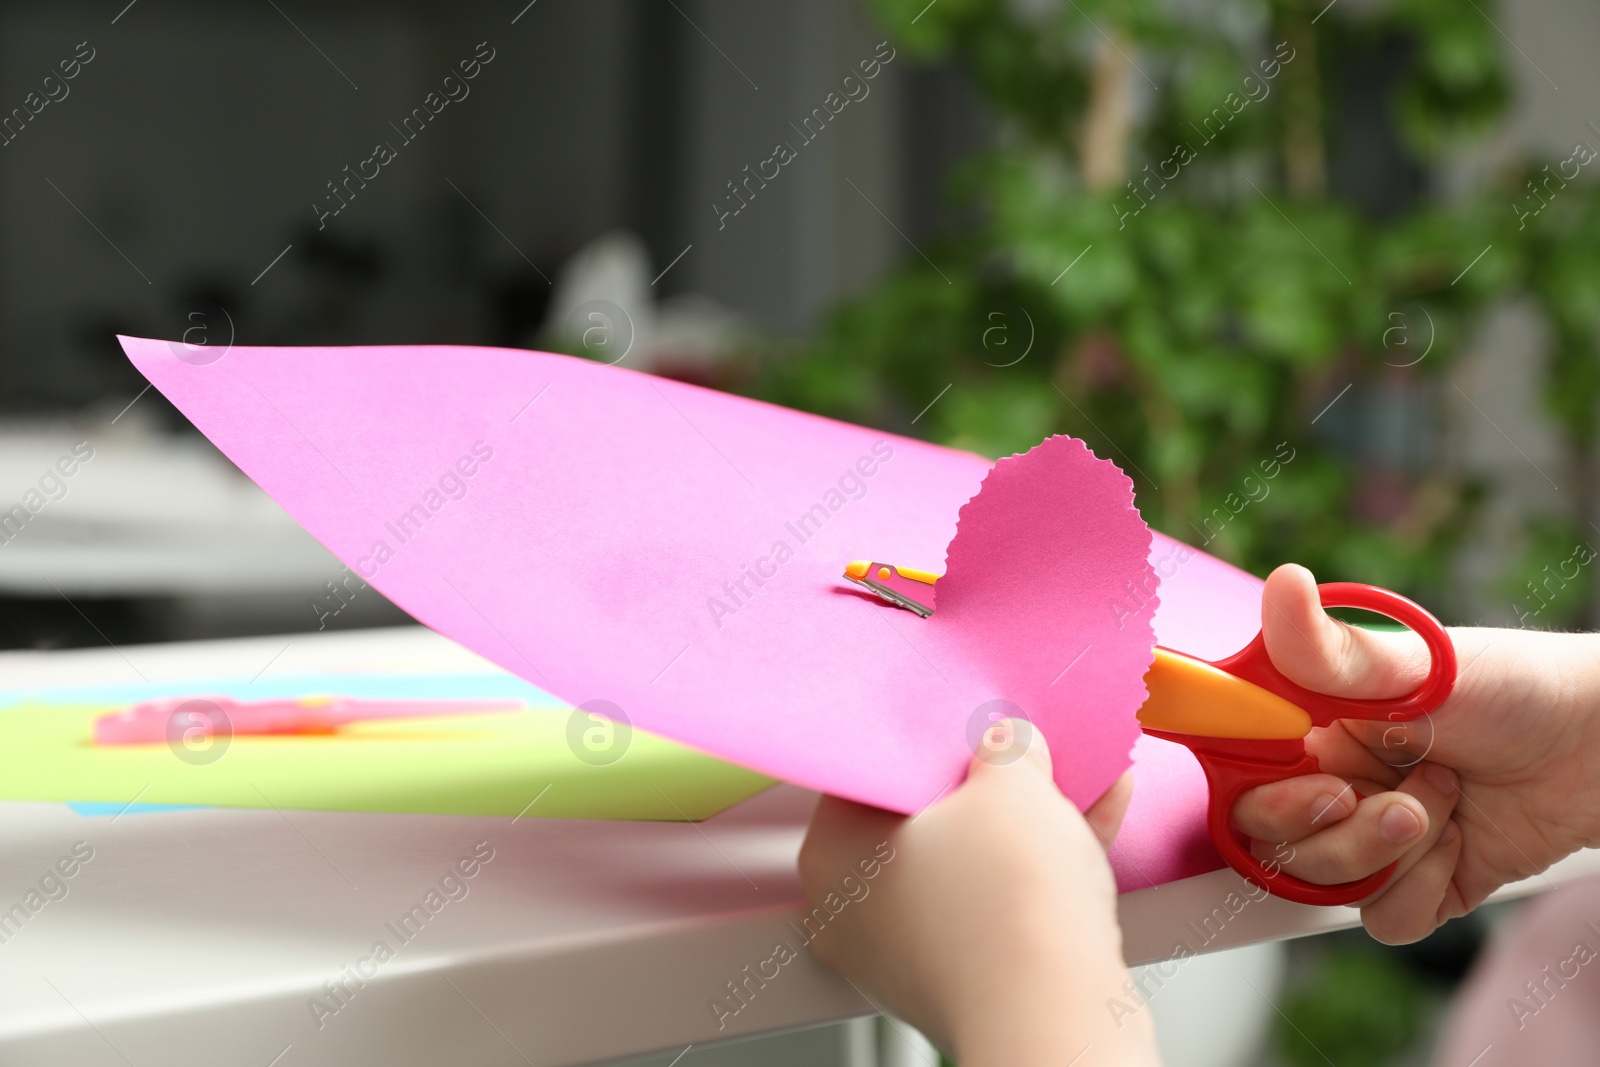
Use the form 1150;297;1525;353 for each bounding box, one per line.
1423;763;1458;794
1380;804;1422;844
1310;793;1348;823
1440;822;1460;846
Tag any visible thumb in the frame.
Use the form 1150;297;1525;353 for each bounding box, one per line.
968;716;1052;779
1260;563;1431;699
1084;771;1134;851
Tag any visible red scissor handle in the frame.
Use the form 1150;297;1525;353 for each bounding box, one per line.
1143;732;1397;906
1146;582;1457;906
1211;581;1457;728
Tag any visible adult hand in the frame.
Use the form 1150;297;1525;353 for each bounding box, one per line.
1233;564;1600;943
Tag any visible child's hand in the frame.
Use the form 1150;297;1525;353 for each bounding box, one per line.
1232;564;1600;944
798;724;1161;1067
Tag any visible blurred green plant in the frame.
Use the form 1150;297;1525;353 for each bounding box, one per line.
1502;516;1598;629
739;0;1600;617
1274;946;1432;1067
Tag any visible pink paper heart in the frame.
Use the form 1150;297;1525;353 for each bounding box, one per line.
930;435;1157;809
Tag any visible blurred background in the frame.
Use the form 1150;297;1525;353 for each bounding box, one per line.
1;0;1597;1063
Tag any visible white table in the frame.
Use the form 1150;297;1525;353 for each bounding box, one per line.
0;425;337;596
0;627;1593;1067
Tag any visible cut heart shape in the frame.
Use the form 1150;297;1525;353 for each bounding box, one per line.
928;434;1157;809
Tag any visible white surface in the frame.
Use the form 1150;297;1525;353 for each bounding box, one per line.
0;426;339;595
1133;941;1286;1067
878;1018;938;1067
0;626;1595;1066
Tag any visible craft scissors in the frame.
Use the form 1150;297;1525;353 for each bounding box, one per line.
844;561;1457;906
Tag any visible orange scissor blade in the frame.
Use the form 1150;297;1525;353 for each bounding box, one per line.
1138;647;1312;741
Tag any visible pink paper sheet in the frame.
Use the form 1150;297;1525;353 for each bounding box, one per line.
120;337;1265;891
